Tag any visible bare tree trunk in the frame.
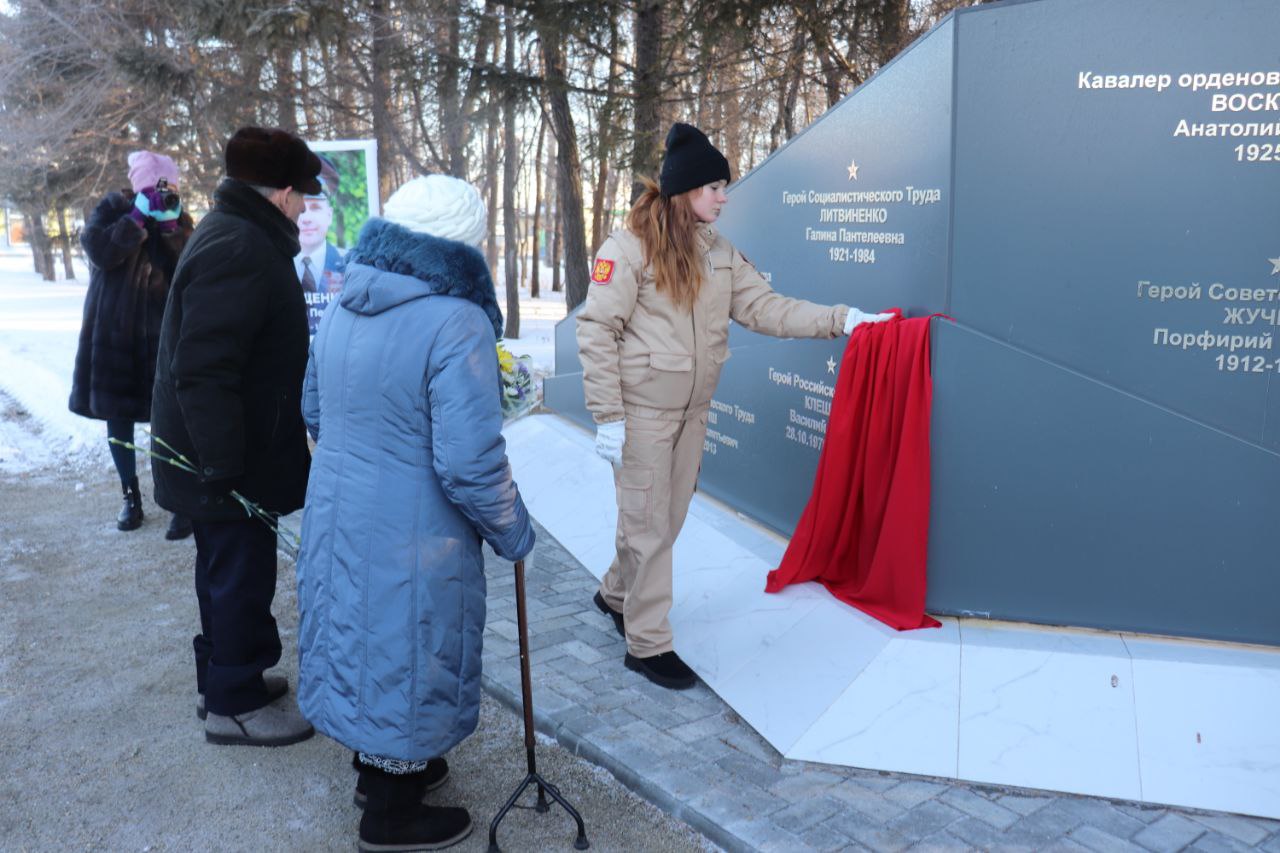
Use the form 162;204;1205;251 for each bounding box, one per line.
529;112;545;299
484;92;500;271
298;49;317;131
275;47;298;132
782;30;807;141
592;16;621;250
539;26;589;309
501;8;520;339
26;212;54;282
368;0;396;204
630;0;665;201
57;206;74;280
438;0;465;176
547;131;558;292
604;166;622;235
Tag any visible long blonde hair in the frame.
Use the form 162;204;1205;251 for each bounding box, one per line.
626;177;703;312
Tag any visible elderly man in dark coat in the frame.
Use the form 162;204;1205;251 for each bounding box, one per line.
151;126;321;746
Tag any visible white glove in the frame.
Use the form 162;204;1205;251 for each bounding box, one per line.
843;308;895;335
594;420;625;467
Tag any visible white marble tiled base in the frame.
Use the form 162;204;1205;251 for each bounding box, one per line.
502;414;1280;820
788;618;961;779
958;622;1142;802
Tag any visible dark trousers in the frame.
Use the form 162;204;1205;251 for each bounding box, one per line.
192;517;282;716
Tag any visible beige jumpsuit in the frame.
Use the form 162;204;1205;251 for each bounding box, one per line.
576;224;848;657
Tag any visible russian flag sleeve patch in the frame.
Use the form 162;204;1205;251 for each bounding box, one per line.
592;259;615;284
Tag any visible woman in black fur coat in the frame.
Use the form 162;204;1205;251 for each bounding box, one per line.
69;151;194;539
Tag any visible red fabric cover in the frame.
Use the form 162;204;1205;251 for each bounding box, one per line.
765;311;941;631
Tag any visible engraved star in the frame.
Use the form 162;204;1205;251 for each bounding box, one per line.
826;356;837;374
846;160;859;181
1270;256;1280;275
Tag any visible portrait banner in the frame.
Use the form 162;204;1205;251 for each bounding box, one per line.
297;139;380;335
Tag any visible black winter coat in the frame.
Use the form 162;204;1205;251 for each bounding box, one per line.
151;179;311;521
69;191;193;422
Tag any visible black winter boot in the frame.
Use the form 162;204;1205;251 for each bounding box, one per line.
358;765;471;852
117;477;143;531
625;650;698;690
165;513;193;541
353;752;449;808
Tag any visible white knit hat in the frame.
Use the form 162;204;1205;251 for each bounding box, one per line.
383;175;487;248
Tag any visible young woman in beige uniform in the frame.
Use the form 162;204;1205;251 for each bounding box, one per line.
576;123;892;690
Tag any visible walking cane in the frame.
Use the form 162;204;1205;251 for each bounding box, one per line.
487;559;590;852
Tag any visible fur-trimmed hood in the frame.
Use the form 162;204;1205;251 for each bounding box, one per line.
340;217;503;337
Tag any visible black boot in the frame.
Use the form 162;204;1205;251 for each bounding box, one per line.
165;513;193;541
358;764;471;852
625;650;697;690
353;751;450;808
117;477;143;531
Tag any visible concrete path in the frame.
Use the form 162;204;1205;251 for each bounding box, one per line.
0;454;710;852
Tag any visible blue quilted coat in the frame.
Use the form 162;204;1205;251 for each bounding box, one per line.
296;218;535;760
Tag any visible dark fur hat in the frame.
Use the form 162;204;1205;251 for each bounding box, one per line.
224;127;323;195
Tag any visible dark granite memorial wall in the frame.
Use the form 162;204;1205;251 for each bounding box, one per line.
542;0;1280;646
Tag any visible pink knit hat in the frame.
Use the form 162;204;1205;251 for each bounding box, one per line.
127;151;180;192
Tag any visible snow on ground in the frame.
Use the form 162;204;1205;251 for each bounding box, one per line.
0;246;569;474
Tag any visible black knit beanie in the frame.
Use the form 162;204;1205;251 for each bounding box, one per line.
659;123;731;197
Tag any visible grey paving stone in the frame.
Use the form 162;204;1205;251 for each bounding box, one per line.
916;829;982;851
571;622;621;648
595;706;640;729
1070;823;1147;853
1116;804;1169;825
722;815;810;853
884;779;948;809
1259;833;1280;853
715;723;780;764
939;787;1021;830
527;626;575;652
628;700;686;731
617;719;687;758
827;780;908;823
946;815;1030;851
769;767;847;804
715;751;786;790
884;798;966;842
846;771;905;793
998;793;1054;817
1133;814;1208;852
531;614;584;632
668;714;728;745
558;638;608;665
557;708;607;737
823;810;915;853
686;779;784;826
771;797;845;835
487;618;520;642
534;602;587;620
995;799;1090;848
1054;798;1147;840
799;821;859;852
681;735;737;765
576;681;634;711
1188;815;1276;847
1191;831;1261;853
1044;841;1097;853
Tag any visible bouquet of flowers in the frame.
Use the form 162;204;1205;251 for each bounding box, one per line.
496;341;537;420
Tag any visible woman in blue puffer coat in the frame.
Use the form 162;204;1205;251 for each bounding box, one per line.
296;175;534;852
